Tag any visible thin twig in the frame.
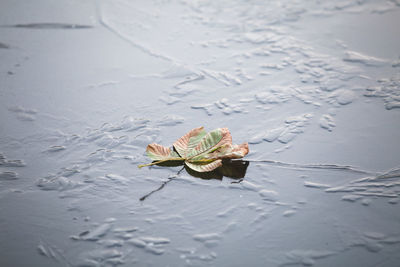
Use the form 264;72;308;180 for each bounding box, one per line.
138;158;184;168
231;178;244;184
140;166;185;201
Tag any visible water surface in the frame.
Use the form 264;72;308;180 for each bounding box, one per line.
1;0;400;266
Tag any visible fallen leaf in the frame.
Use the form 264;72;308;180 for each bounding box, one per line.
138;127;249;172
146;143;180;161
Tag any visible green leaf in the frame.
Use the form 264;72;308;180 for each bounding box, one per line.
139;127;249;172
186;128;232;158
191;143;231;161
173;126;206;158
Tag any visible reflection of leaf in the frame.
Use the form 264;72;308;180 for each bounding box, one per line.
185;160;249;180
138;127;249;172
218;159;249;178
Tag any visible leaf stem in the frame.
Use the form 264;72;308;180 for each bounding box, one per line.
186;158;216;164
186;145;225;161
138;158;185;168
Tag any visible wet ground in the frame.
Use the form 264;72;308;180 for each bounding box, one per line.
1;0;400;266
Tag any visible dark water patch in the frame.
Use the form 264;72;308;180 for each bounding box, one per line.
2;23;94;30
0;42;10;49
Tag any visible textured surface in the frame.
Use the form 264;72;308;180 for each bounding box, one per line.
1;0;400;266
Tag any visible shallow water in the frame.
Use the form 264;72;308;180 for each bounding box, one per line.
1;0;400;266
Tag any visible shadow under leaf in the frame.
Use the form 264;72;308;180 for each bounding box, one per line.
185;159;249;180
152;159;249;180
140;160;249;201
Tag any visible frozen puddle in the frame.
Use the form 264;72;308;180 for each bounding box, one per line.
1;0;400;266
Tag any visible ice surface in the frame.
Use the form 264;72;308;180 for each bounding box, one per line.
1;0;400;266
